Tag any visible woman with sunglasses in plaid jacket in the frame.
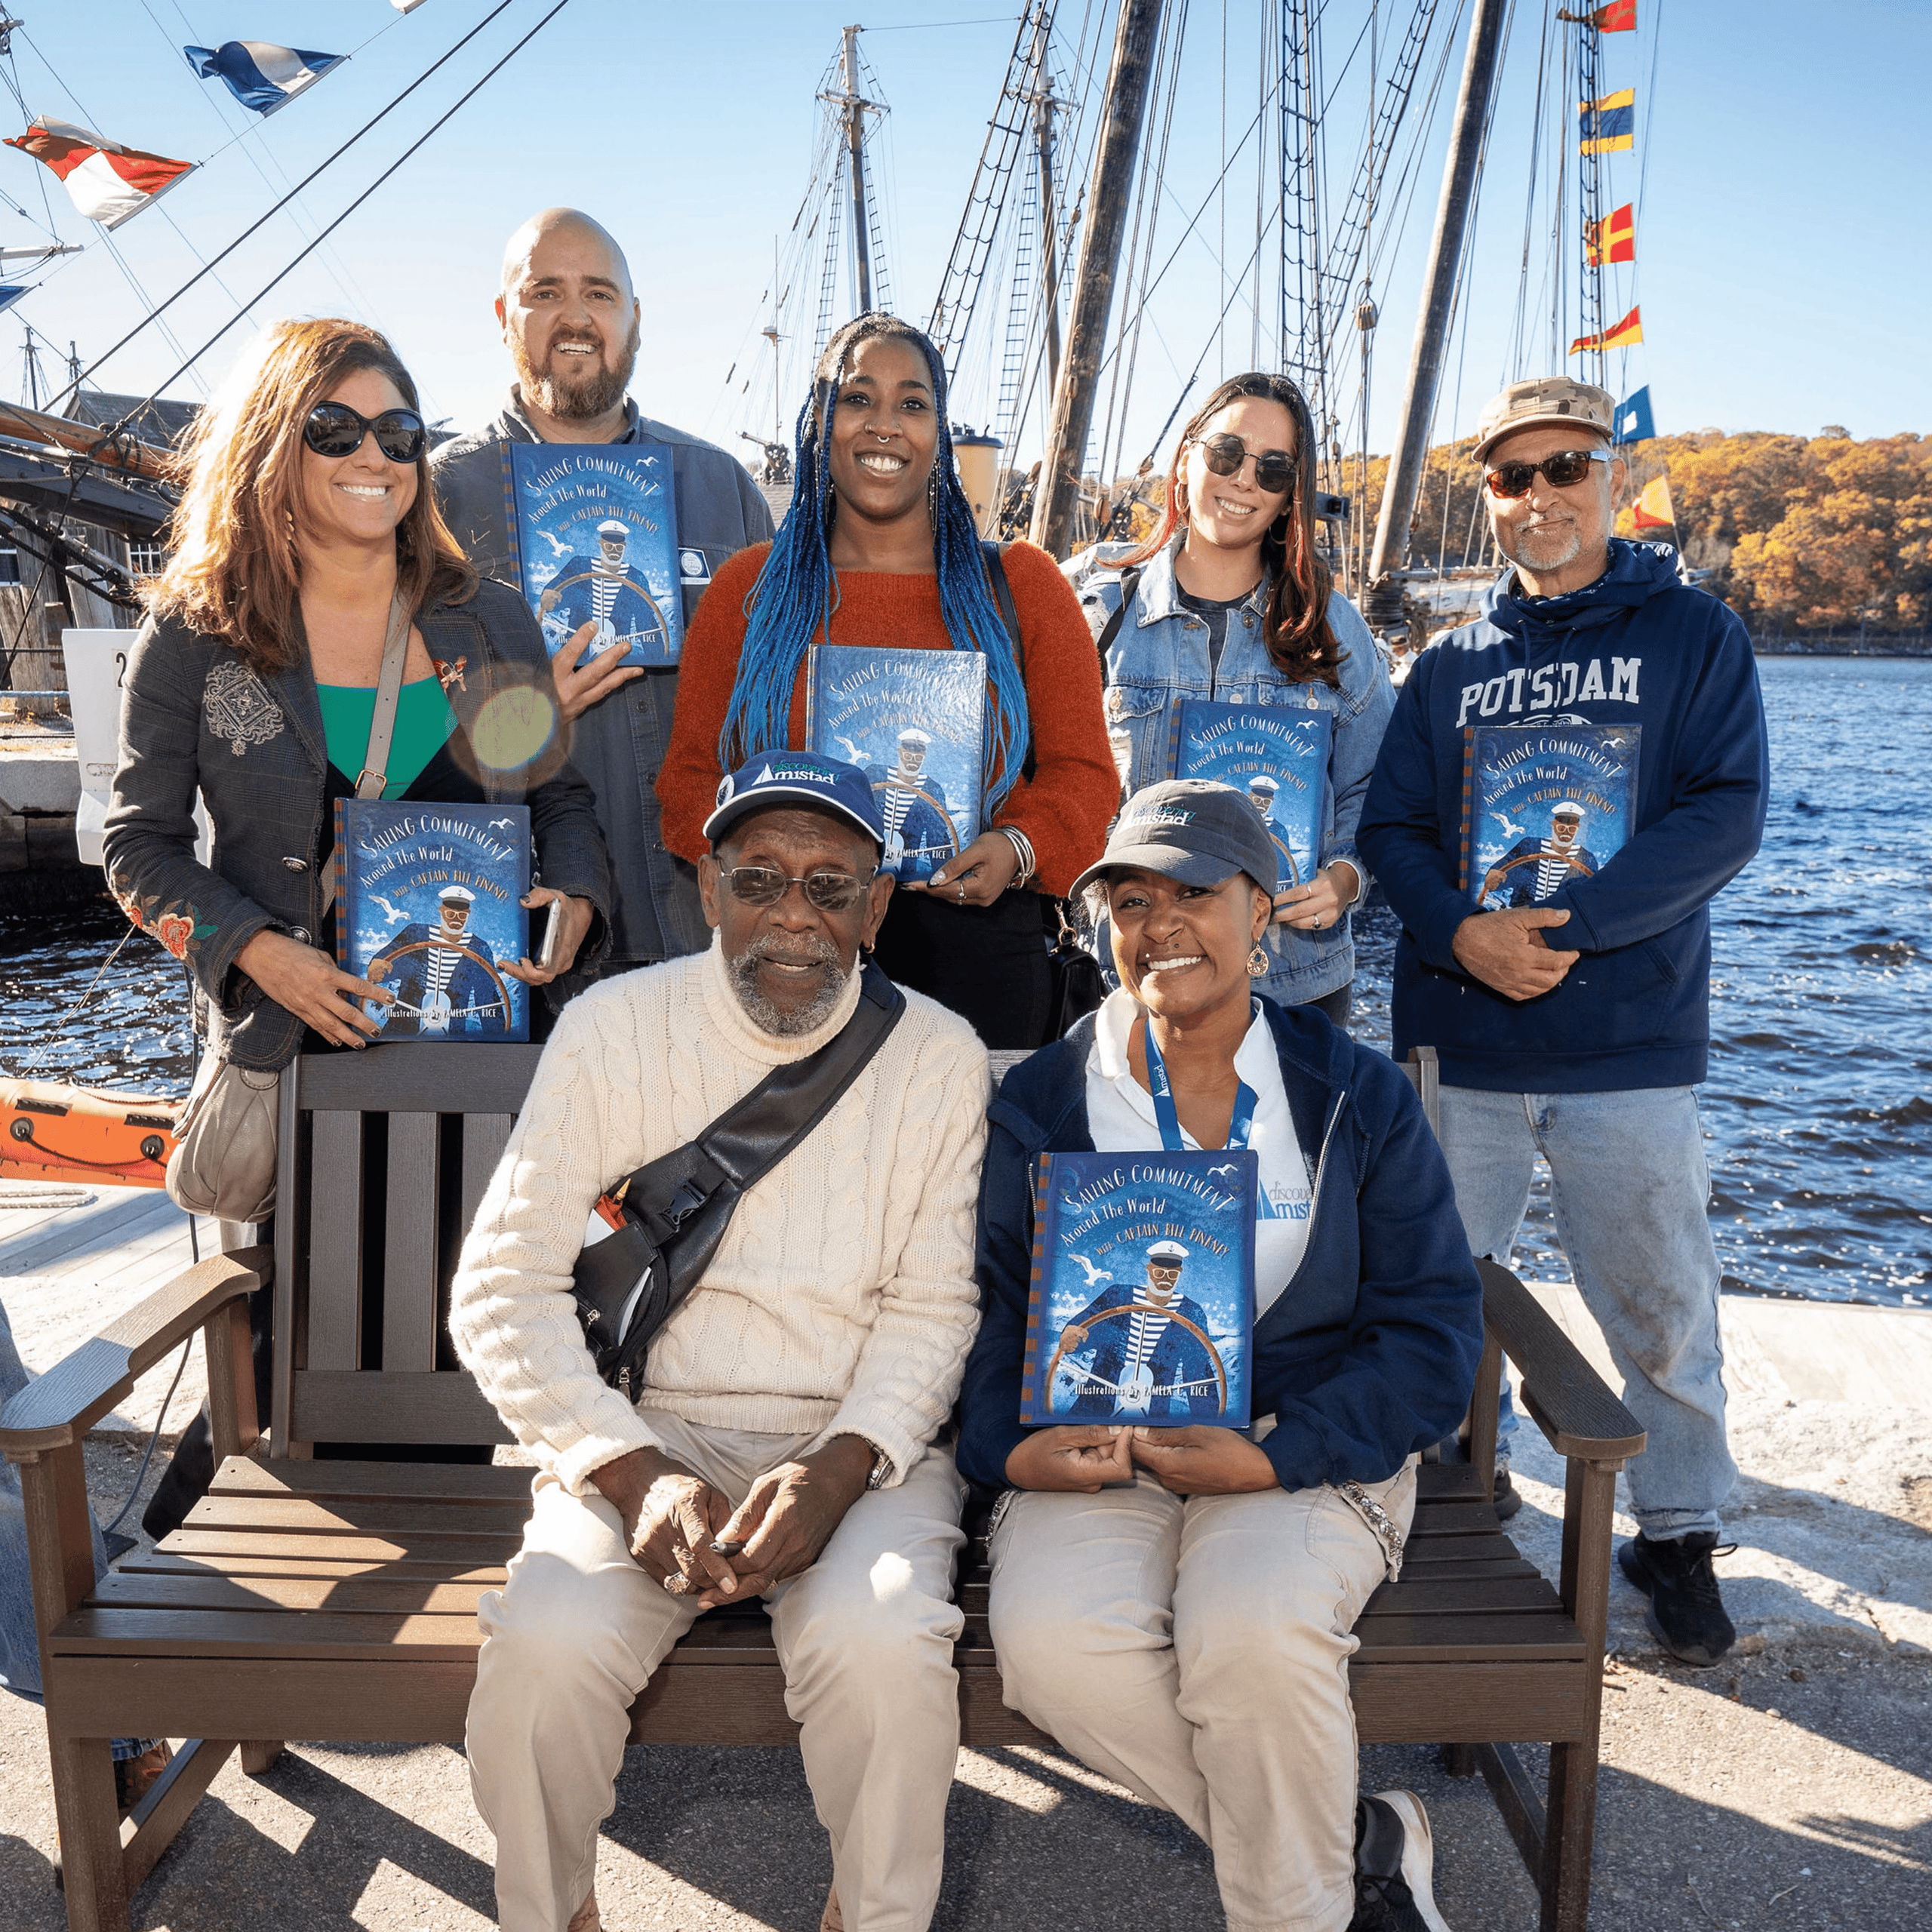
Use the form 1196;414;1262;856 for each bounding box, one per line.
1067;373;1395;1026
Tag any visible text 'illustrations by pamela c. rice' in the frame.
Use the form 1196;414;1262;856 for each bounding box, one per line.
333;801;531;1041
1021;1151;1257;1428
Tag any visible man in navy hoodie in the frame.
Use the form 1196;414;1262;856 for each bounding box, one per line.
1358;376;1768;1667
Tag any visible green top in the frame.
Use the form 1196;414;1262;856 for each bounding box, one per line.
316;676;457;797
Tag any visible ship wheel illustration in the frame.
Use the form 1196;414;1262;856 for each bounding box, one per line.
368;940;515;1034
1044;1302;1229;1414
541;571;671;656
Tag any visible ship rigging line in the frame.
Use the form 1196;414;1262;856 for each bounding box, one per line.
122;0;576;426
43;0;524;414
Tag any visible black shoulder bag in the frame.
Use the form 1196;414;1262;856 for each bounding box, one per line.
571;963;906;1395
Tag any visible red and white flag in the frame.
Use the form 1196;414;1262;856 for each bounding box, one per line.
4;117;195;229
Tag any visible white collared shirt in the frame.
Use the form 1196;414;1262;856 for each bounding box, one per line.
1084;989;1314;1317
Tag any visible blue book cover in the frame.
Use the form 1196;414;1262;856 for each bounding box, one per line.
332;801;531;1041
1020;1151;1257;1428
1460;723;1641;908
500;441;683;666
804;645;987;882
1169;700;1332;892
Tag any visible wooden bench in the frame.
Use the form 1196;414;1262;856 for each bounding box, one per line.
2;1041;1643;1932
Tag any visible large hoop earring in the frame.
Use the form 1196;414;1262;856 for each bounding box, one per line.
1247;941;1269;977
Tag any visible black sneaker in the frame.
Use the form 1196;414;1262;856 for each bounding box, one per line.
1617;1531;1737;1666
1492;1466;1522;1522
1349;1789;1452;1931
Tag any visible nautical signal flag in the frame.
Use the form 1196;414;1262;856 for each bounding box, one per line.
0;288;28;320
1586;203;1635;266
1570;306;1643;355
1631;475;1675;531
1613;386;1656;445
1558;1;1637;29
1579;88;1635;155
186;42;346;115
3;118;194;230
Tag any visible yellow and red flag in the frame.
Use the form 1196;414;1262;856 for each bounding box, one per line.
1559;1;1638;29
1631;475;1675;531
1586;203;1635;266
1570;305;1643;355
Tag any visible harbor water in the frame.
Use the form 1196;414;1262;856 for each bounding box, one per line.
5;656;1927;1307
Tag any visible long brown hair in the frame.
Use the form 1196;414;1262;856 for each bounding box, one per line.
146;318;474;672
1124;371;1340;688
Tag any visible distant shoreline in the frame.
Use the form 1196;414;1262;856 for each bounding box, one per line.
1751;640;1931;657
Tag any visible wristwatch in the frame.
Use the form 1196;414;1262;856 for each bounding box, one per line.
836;1435;893;1491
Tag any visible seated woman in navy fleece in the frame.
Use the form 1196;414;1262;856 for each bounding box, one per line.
957;779;1484;1932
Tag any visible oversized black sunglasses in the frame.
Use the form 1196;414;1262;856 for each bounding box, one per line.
1483;448;1611;499
303;401;427;464
718;865;870;912
1195;431;1296;496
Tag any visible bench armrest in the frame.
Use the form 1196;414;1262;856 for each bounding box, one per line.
1478;1259;1645;1462
0;1247;270;1457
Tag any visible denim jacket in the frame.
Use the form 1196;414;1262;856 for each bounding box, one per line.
102;578;613;1072
1067;538;1395;1004
432;392;775;967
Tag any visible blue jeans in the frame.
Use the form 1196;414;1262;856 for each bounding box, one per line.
0;1296;154;1758
1435;1085;1736;1540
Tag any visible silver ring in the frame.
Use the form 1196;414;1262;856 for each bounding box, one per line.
958;883;967;902
662;1572;691;1596
1313;915;1323;929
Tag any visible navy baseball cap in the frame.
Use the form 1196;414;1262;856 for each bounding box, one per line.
1069;778;1280;900
703;751;885;850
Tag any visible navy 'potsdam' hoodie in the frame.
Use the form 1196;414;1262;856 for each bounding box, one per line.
1357;540;1768;1093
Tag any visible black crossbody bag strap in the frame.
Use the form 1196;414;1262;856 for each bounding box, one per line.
1094;564;1144;661
571;963;907;1392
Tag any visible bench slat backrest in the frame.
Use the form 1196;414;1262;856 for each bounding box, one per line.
269;1044;543;1456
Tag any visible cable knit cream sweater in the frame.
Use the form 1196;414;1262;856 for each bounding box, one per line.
448;936;990;1497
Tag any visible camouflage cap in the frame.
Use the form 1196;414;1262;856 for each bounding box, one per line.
1472;377;1616;463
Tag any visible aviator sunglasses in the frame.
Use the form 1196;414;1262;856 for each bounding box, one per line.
1483;447;1611;499
718;865;870;912
302;401;428;464
1195;431;1296;496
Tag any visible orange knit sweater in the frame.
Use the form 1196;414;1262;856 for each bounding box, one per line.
657;540;1118;896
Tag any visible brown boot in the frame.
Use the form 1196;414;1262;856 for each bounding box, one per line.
565;1890;601;1932
820;1887;844;1932
113;1740;174;1817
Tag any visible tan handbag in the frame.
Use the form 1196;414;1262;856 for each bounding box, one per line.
165;598;412;1223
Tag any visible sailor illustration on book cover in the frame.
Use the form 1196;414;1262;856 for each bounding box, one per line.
1244;774;1306;891
366;884;512;1038
1048;1238;1229;1422
1481;800;1601;906
537;518;672;660
1169;699;1329;894
878;728;961;875
1465;722;1638;909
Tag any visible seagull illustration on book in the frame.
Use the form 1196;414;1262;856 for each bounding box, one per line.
371;894;407;926
833;733;870;766
488;817;515;829
1208;1162;1239;1178
1497;814;1527;841
1068;1251;1108;1287
537;528;573;560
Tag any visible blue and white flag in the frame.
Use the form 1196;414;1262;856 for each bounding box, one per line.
0;288;28;318
1613;386;1656;446
184;41;345;115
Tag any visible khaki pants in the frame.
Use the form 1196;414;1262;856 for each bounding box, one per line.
466;1416;966;1932
988;1460;1417;1932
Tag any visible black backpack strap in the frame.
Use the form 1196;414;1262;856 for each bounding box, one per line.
575;964;907;1389
1094;564;1144;662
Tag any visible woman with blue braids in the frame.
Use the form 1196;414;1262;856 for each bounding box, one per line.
660;314;1118;1047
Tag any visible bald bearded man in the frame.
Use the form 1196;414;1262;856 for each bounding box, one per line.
435;208;774;977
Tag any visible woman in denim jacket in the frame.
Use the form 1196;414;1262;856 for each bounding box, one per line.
104;318;611;1073
1067;373;1394;1024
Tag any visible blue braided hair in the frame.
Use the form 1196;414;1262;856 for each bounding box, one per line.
718;312;1031;813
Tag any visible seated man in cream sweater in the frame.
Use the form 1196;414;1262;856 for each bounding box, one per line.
451;753;989;1932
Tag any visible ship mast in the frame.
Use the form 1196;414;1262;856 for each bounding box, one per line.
1362;0;1506;632
1029;0;1164;558
826;24;884;315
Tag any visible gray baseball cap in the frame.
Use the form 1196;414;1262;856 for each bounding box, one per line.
1069;779;1280;901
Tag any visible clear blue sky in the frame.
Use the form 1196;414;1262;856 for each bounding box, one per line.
2;0;1923;485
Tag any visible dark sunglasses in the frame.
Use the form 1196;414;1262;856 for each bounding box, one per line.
719;865;870;912
1483;448;1611;499
1195;431;1296;496
303;401;427;464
